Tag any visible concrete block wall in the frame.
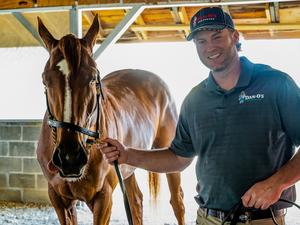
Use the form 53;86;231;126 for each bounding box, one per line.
0;120;50;203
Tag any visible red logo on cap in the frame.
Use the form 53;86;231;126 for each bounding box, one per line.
193;13;217;26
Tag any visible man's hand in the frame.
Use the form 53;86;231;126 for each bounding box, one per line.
97;138;128;165
241;179;283;210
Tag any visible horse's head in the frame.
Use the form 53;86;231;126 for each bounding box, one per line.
38;16;102;179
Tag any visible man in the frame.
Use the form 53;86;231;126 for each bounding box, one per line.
99;7;300;225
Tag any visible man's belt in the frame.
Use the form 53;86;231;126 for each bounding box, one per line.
201;207;284;222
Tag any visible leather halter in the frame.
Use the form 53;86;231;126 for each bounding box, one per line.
44;69;104;140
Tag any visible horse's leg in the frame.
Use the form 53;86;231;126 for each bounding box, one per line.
124;173;143;225
166;172;185;225
153;103;185;225
48;184;78;225
88;172;117;225
89;183;112;225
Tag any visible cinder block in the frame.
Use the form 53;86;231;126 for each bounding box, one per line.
23;189;50;203
0;157;22;172
23;126;41;141
37;174;48;189
9;173;35;188
0;173;8;187
0;126;21;140
9;142;35;157
0;142;8;156
23;158;42;173
0;188;22;201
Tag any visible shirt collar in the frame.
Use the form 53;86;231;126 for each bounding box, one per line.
205;56;254;93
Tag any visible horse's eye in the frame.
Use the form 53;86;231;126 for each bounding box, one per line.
86;139;94;145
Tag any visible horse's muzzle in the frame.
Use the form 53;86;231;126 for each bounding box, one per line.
52;144;88;178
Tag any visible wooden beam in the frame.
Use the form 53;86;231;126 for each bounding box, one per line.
178;7;189;24
264;3;279;37
130;23;300;32
265;3;271;23
234;18;269;24
0;15;30;47
83;11;95;24
134;14;148;40
170;7;181;23
11;12;45;47
178;7;190;37
235;23;300;31
0;0;298;14
130;24;186;31
243;30;300;39
170;7;186;38
93;5;144;60
280;7;300;23
125;8;148;41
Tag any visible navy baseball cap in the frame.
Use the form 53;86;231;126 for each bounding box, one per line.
187;7;235;41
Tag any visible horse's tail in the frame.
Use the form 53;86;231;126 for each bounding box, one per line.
148;171;160;200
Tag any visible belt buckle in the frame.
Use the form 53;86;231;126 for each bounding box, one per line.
238;213;249;222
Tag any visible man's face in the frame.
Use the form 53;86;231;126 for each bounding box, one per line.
193;28;239;72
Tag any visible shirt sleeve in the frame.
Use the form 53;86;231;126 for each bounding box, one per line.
170;98;196;157
277;75;300;147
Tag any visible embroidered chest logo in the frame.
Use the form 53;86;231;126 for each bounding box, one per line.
238;91;265;104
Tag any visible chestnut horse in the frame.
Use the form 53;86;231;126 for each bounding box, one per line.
36;15;185;225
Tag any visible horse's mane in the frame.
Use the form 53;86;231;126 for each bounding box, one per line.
58;34;81;77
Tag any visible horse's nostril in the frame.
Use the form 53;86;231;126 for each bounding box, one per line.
52;149;62;169
78;148;88;165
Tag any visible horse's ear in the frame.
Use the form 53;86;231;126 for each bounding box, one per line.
37;17;57;51
82;14;99;50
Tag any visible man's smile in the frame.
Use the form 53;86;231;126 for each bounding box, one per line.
208;53;221;60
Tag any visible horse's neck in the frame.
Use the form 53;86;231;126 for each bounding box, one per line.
99;93;123;140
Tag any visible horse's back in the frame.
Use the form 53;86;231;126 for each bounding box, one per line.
102;69;173;101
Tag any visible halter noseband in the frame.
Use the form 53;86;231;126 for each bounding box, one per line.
44;69;104;140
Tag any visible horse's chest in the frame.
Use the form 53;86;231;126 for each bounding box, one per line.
51;176;99;202
58;182;95;202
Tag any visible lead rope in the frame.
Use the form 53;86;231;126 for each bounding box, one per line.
221;201;243;225
222;198;300;225
270;198;300;225
113;160;134;225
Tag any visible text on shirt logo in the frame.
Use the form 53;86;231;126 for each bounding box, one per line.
238;91;264;104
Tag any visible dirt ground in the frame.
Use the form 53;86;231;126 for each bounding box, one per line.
0;201;123;225
0;200;299;225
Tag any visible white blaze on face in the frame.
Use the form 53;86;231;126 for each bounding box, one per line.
57;59;72;123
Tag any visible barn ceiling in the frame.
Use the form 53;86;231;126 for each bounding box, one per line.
0;0;300;48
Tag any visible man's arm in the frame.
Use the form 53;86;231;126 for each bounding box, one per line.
242;147;300;210
98;138;194;173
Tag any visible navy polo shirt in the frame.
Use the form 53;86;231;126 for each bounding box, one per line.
170;56;300;211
